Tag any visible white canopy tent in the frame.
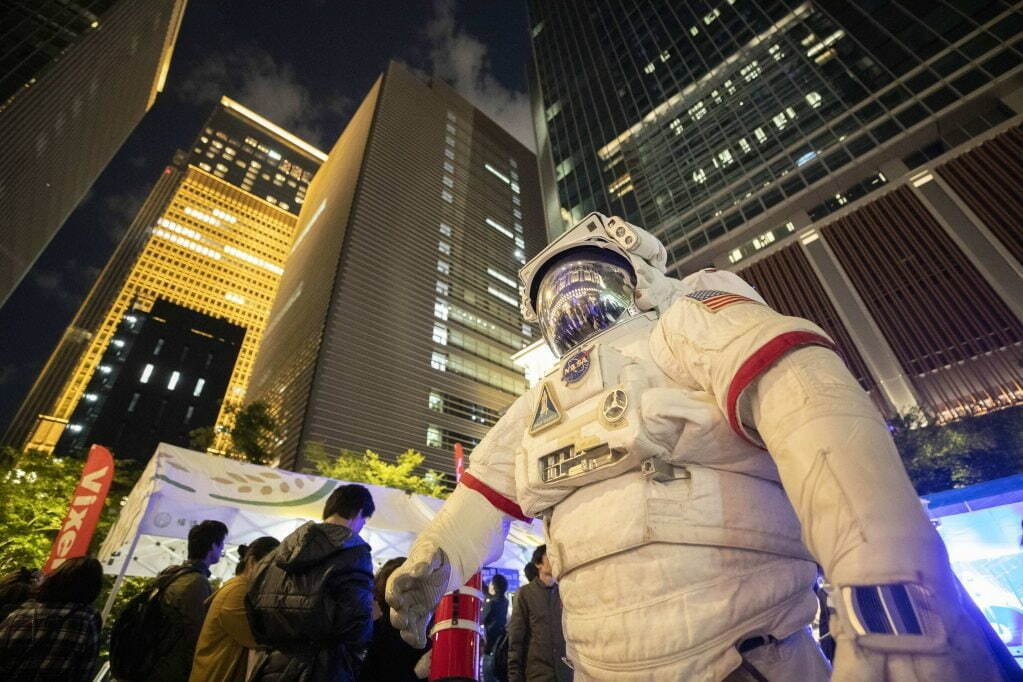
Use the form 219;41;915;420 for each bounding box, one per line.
97;444;543;615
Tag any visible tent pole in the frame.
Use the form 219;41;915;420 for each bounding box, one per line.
101;528;142;622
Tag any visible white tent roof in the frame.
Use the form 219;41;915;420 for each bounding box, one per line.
98;443;543;580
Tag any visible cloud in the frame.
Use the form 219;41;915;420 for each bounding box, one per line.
175;46;344;149
102;191;147;243
423;0;536;151
0;363;18;387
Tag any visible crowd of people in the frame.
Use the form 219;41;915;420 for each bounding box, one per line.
0;484;580;682
0;477;839;682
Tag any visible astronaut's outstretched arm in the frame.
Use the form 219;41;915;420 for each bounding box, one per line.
748;347;1005;680
653;291;1006;680
387;390;533;648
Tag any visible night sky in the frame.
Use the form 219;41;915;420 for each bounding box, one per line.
0;1;534;434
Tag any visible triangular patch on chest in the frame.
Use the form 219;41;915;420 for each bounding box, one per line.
530;382;563;435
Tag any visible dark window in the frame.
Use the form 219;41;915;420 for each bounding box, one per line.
951;69;987;97
923;87;957;113
895;103;928;129
982;50;1022;77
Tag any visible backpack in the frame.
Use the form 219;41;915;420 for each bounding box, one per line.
491;631;509;682
245;549;349;647
108;565;199;680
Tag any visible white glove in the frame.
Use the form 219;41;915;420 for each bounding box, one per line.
387;544;451;648
387;483;513;648
414;649;432;679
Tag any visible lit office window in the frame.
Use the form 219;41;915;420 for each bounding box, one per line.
434;299;449;320
430;352;448;371
167;371;181;390
426;425;443;448
193;378;206;397
437;260;450;275
140;363;154;383
432;323;448;345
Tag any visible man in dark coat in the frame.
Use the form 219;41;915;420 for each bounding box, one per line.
151;519;228;682
507;546;572;682
248;484;375;682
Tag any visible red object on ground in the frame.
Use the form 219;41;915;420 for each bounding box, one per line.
42;445;115;574
429;572;484;681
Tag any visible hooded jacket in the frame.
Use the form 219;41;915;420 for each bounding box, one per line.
247;521;374;682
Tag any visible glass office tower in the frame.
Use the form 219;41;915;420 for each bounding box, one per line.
528;1;1023;420
0;0;187;307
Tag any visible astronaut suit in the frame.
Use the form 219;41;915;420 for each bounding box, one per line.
387;213;1009;680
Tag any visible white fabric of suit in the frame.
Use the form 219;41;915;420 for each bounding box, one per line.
389;265;1005;681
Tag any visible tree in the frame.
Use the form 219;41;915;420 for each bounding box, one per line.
0;447;141;573
891;406;1023;495
190;400;280;465
307;444;450;498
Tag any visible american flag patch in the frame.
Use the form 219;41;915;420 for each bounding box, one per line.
686;289;759;312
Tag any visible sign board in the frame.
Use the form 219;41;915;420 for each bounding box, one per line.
43;445;114;573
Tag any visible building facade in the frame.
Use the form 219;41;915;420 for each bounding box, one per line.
0;0;187;307
527;0;1023;420
247;62;545;474
5;97;325;454
56;298;244;461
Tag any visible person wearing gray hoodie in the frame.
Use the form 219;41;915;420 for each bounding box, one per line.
247;484;375;682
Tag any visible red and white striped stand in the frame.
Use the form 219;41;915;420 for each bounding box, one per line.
429;571;484;681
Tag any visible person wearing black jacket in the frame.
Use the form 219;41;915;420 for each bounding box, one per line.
358;557;429;681
507;546;572;682
482;574;508;682
247;485;375;682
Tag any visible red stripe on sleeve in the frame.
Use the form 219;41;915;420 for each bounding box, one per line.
460;471;532;523
726;331;836;447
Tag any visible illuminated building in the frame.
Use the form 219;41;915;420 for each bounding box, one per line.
247;62;544;474
528;1;1023;420
0;0;187;308
5;97;325;454
56;298;244;461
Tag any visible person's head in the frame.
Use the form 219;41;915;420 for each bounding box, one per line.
236;536;280;577
531;544;554;584
35;557;102;605
489;573;508;598
0;567;36;606
523;561;539;583
323;484;375;534
188;519;229;565
374;557;407;610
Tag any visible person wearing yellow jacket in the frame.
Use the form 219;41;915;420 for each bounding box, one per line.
189;537;279;682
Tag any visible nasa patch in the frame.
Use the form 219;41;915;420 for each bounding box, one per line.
561;345;594;385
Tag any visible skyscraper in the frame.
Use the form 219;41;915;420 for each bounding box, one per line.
5;97;325;454
247;62;544;474
56;298;245;461
0;0;188;308
527;0;1023;420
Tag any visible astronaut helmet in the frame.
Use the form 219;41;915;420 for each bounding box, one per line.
519;213;668;356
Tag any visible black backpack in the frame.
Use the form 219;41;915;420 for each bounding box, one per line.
245;550;350;647
491;631;509;682
108;565;199;680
